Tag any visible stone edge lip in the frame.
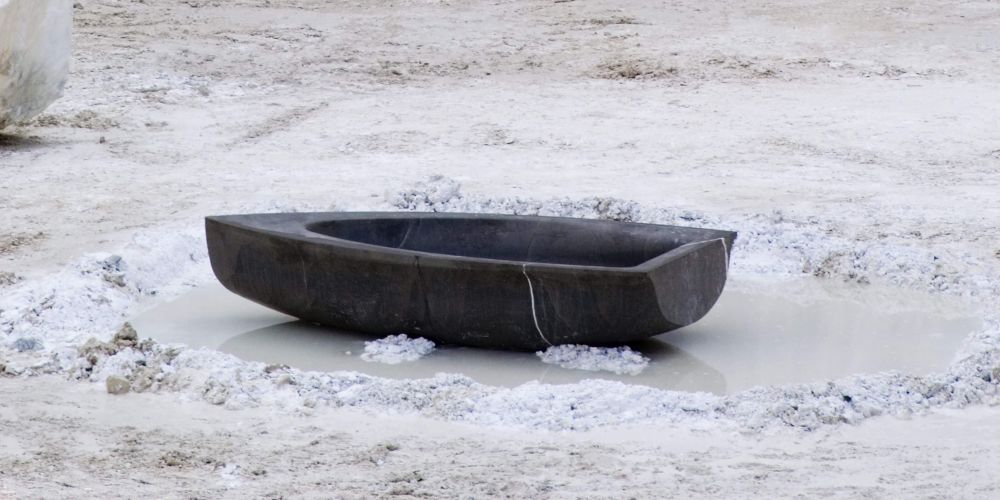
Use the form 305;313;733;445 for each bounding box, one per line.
204;211;738;274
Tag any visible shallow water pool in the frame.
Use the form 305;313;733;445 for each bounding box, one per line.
131;277;983;395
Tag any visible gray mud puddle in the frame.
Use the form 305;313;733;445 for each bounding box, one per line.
131;278;983;395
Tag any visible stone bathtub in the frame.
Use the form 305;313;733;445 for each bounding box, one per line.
206;212;736;350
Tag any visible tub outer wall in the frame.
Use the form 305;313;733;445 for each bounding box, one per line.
206;212;736;351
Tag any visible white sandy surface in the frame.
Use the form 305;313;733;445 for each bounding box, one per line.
1;375;998;498
1;0;999;497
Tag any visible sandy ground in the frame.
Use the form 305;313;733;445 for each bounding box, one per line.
2;0;1000;497
1;375;999;499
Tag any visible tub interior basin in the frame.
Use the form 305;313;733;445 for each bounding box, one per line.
306;217;717;267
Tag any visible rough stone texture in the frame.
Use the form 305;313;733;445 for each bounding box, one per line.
206;212;735;351
0;0;72;129
114;322;138;345
105;375;130;395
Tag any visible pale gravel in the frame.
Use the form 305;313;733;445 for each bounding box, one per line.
361;334;436;365
537;345;650;376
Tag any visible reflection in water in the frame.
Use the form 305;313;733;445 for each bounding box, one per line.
219;322;727;393
667;286;983;392
132;278;983;395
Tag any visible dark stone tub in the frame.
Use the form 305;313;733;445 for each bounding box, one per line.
206;212;736;351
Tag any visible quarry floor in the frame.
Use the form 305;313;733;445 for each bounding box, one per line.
1;0;999;497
